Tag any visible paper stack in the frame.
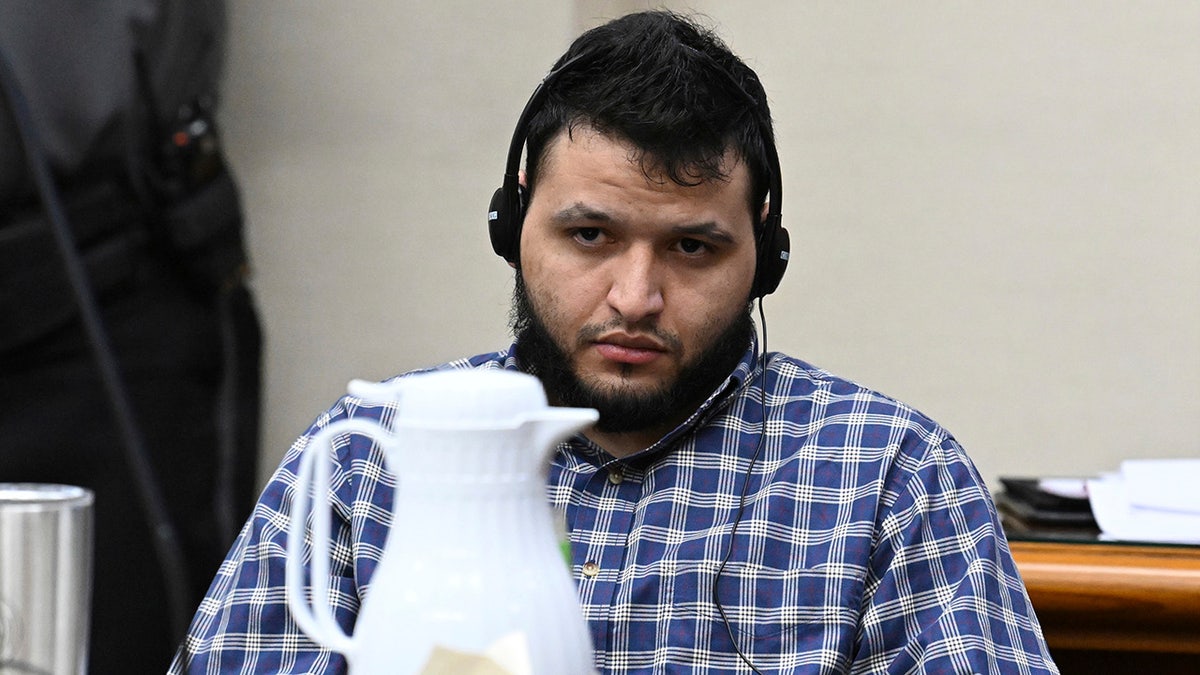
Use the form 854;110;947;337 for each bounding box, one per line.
1087;459;1200;544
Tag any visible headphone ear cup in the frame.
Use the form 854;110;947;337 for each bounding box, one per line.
752;221;790;298
487;184;528;263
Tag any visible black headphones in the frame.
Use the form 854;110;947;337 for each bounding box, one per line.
487;53;790;299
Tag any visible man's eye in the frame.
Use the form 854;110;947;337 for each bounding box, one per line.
573;228;602;243
678;238;709;255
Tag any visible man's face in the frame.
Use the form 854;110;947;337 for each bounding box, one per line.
514;127;758;440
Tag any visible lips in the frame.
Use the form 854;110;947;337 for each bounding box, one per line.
591;333;667;365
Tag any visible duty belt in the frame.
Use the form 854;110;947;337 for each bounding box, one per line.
0;179;149;353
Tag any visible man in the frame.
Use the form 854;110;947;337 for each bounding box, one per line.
0;2;260;672
172;11;1056;674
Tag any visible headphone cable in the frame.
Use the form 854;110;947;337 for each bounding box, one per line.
712;299;770;675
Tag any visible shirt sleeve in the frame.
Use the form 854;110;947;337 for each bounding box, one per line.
853;432;1059;674
168;397;389;674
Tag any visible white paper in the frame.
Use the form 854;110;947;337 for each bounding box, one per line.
1088;471;1200;544
1120;458;1200;514
418;632;532;675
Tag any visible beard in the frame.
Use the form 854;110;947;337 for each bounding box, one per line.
510;272;753;434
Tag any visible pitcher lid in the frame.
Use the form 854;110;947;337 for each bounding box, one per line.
353;369;586;429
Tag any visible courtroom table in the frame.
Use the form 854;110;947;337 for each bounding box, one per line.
1009;539;1200;673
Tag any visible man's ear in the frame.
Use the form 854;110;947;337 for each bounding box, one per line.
759;200;770;225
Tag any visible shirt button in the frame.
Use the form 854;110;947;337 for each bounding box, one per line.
581;561;600;578
607;468;624;485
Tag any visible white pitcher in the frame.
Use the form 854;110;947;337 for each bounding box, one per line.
285;369;598;674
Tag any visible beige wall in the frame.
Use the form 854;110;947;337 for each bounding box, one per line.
225;1;1199;490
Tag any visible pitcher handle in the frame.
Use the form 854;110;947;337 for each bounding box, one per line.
285;418;385;658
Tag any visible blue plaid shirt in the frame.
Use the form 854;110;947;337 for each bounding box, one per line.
171;343;1057;674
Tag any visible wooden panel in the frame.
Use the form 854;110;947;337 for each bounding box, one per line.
1050;648;1200;674
1010;540;1200;654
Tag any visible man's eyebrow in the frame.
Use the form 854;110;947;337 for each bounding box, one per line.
551;203;614;224
671;222;736;245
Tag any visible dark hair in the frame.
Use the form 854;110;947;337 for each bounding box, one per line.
524;11;775;222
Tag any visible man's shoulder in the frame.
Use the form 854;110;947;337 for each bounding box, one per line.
760;353;983;505
392;347;518;378
762;351;952;443
300;348;517;431
433;349;517;372
763;352;912;409
277;348;518;473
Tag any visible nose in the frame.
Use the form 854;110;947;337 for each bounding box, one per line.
606;245;664;323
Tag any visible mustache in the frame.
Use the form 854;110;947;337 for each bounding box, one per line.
576;318;683;354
